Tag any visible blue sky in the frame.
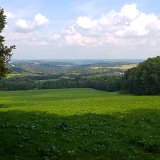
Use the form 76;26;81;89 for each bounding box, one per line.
1;0;160;59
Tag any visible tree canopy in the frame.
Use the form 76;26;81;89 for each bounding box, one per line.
0;8;15;78
122;56;160;95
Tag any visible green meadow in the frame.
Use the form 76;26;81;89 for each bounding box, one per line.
0;88;160;160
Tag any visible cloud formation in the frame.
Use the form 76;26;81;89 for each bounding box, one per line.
63;3;160;46
76;16;96;29
4;11;15;19
5;3;160;50
34;13;49;25
15;13;49;33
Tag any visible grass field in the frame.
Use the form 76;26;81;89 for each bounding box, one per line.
0;88;160;160
90;64;137;70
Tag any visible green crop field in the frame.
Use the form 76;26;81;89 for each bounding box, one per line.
0;88;160;160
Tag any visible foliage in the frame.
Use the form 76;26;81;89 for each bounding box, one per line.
122;56;160;95
0;8;15;78
1;74;122;91
0;88;160;159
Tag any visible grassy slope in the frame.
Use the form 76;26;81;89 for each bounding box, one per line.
0;88;160;160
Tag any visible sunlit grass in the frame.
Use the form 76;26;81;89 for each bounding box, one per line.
0;88;160;159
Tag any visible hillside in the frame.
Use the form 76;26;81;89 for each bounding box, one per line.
1;59;142;91
0;88;160;159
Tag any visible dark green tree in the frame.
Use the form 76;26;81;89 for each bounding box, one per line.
0;8;15;78
122;56;160;95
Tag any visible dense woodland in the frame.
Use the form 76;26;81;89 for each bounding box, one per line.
122;56;160;95
1;74;122;91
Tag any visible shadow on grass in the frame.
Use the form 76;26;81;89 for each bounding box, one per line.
0;104;9;108
0;109;160;160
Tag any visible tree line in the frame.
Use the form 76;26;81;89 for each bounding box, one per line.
0;75;122;92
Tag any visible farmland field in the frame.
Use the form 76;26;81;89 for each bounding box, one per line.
0;88;160;160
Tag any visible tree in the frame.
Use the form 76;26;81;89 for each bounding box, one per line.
122;56;160;95
0;8;15;78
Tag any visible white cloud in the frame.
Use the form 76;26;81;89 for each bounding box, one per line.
34;13;49;25
64;27;95;46
15;13;49;33
4;31;49;47
5;3;160;49
63;3;160;46
76;16;97;29
4;11;15;19
119;4;139;20
49;34;61;41
4;31;62;48
15;19;34;32
115;13;160;37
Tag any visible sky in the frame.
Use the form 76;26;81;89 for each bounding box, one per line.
1;0;160;59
